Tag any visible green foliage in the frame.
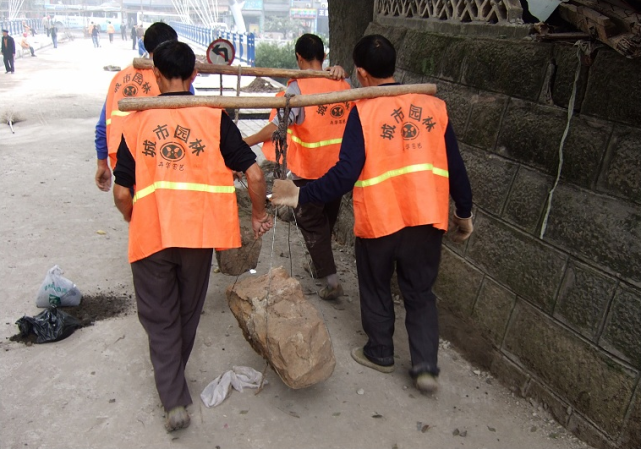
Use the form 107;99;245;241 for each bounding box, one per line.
255;41;297;70
264;16;306;36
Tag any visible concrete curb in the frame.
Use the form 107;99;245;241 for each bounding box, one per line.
13;32;73;60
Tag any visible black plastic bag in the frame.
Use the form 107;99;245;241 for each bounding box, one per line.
16;307;81;343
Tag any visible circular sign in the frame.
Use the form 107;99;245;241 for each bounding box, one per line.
207;39;235;65
160;142;186;162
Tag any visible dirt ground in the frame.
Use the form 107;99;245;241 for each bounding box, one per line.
0;34;593;449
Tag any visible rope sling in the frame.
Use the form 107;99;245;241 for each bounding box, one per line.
272;94;294;180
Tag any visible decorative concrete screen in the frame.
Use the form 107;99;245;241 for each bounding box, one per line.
375;0;524;23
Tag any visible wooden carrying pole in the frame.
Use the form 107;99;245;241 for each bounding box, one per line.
119;84;438;112
133;58;334;79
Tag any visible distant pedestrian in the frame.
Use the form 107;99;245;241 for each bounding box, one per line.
1;29;16;74
21;33;36;57
107;21;115;43
130;24;137;49
43;15;50;37
121;21;127;41
50;25;57;48
138;37;147;57
90;22;100;48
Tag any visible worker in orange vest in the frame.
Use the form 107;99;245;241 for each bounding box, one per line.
106;21;115;43
244;34;350;301
271;34;473;394
95;22;185;192
113;40;272;431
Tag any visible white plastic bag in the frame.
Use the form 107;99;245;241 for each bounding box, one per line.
36;265;82;308
200;366;266;408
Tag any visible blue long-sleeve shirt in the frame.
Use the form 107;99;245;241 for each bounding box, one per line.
95;103;108;160
299;94;473;219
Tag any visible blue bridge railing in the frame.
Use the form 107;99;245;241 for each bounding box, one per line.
0;19;43;37
170;22;255;67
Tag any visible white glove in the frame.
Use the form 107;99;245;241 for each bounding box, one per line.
271;179;300;207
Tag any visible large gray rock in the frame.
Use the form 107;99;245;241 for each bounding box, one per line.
226;267;336;389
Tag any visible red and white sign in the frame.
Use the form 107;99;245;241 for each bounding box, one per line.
207;38;235;65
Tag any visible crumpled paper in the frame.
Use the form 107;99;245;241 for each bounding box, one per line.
200;366;266;408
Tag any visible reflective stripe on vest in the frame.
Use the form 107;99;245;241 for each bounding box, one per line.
123;107;240;263
354;163;449;188
287;128;343;148
111;110;130;118
353;93;451;238
286;78;351;179
106;110;129;127
133;181;235;203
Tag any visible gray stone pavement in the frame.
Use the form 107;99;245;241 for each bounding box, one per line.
0;36;592;449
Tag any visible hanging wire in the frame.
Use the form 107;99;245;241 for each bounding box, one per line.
255;94;293;391
235;91;334;391
540;40;596;239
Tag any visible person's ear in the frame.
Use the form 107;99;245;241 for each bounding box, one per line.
356;67;370;86
190;69;198;82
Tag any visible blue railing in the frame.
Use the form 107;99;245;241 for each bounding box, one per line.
170;22;255;67
0;19;42;37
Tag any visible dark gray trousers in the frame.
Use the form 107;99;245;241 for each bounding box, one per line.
131;247;213;411
293;178;342;279
355;225;443;377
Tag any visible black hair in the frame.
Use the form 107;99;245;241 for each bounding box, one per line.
143;22;178;54
294;33;325;62
352;34;396;79
153;41;195;81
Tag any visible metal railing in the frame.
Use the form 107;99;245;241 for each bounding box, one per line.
0;19;43;37
170;22;256;67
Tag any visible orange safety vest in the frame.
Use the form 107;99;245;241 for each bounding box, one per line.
353;94;450;239
122;107;240;263
105;65;160;169
285;78;351;179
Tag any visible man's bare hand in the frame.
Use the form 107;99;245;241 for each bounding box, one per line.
326;65;347;80
95;159;112;192
252;212;273;239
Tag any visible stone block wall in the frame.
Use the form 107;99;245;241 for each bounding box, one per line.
328;8;641;448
